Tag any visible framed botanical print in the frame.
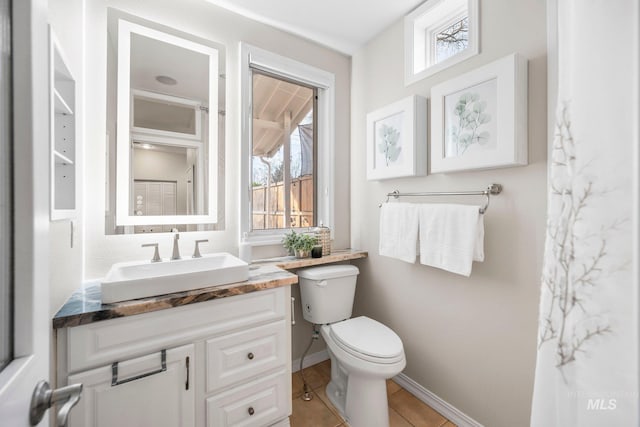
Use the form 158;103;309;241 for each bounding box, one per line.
430;53;528;173
366;95;427;180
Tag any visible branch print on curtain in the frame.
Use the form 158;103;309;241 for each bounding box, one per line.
530;1;638;425
538;105;625;369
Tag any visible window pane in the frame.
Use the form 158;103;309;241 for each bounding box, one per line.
250;71;315;231
133;98;197;135
435;16;469;64
0;0;12;372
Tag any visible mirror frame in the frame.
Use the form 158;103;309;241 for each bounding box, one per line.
116;19;219;226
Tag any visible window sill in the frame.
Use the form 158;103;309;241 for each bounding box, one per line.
251;249;368;270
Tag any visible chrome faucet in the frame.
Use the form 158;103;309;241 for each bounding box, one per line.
141;243;161;262
171;229;181;260
192;239;208;258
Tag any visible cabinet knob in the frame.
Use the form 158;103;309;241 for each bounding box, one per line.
248;407;255;416
247;352;254;360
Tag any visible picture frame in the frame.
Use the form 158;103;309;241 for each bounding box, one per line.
430;53;528;173
366;95;427;180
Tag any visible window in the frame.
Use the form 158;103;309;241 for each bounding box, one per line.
240;43;334;244
434;16;469;64
404;0;479;85
250;71;317;230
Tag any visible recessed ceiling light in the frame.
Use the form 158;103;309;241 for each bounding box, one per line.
155;75;177;85
134;142;154;150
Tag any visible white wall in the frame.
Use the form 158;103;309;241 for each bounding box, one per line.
48;0;84;316
350;1;547;426
83;0;351;360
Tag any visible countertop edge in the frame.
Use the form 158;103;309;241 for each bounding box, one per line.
53;249;368;329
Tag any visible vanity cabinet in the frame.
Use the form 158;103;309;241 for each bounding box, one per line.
57;287;292;427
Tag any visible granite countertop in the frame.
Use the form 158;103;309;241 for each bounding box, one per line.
53;249;368;329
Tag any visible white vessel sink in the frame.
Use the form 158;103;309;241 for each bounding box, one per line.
101;253;249;303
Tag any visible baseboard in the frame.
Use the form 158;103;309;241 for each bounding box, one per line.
393;373;483;427
291;349;329;373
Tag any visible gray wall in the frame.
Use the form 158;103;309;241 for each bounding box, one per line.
133;149;189;215
350;1;547;426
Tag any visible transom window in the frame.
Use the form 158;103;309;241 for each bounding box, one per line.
404;0;479;85
434;16;469;64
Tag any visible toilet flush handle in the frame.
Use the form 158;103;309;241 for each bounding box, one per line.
316;280;327;287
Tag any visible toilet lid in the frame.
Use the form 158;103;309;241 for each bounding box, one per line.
330;316;403;359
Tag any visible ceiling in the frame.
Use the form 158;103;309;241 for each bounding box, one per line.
130;33;209;102
252;73;314;158
204;0;426;55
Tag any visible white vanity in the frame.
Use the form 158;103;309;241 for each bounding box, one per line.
54;265;296;427
53;250;368;426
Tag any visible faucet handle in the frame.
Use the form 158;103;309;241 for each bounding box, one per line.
193;239;208;258
142;243;161;262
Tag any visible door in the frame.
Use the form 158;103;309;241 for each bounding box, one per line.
0;0;53;424
67;344;195;427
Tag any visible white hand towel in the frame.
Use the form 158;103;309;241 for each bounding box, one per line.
379;203;419;263
418;204;484;276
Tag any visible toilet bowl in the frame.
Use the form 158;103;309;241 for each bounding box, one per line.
321;317;406;427
297;265;406;427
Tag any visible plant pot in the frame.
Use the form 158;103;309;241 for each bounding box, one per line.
294;249;310;258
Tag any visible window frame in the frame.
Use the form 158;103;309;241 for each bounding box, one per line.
240;43;335;246
404;0;479;86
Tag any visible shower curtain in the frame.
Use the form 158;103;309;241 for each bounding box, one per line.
531;0;638;426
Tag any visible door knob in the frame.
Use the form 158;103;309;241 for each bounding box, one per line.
29;380;82;427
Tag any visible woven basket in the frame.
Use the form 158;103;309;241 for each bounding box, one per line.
315;225;331;256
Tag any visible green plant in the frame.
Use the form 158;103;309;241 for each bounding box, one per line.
282;230;317;253
295;233;317;253
282;230;301;252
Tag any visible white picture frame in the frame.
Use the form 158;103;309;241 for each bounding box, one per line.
366;95;427;180
430;53;528;173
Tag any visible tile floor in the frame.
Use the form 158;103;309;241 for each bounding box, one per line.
290;360;456;427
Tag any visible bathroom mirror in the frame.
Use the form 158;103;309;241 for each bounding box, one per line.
105;9;226;234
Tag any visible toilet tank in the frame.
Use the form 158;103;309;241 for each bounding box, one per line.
297;265;359;324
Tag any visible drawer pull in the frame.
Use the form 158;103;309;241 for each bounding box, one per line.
248;407;255;416
111;349;167;387
185;356;190;390
247;352;254;360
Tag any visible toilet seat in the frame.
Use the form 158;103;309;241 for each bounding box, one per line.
329;316;404;364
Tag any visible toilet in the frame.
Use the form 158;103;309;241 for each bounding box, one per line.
297;265;406;427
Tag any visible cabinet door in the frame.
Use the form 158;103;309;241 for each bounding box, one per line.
68;343;194;427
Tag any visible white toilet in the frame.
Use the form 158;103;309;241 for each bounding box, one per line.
297;265;406;427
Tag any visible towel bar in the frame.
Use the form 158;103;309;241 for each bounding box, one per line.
378;183;503;214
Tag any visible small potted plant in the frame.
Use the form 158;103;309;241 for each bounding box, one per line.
294;233;317;258
282;230;300;256
282;230;317;258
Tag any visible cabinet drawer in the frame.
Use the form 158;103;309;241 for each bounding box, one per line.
68;287;285;373
206;370;290;427
206;320;287;393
